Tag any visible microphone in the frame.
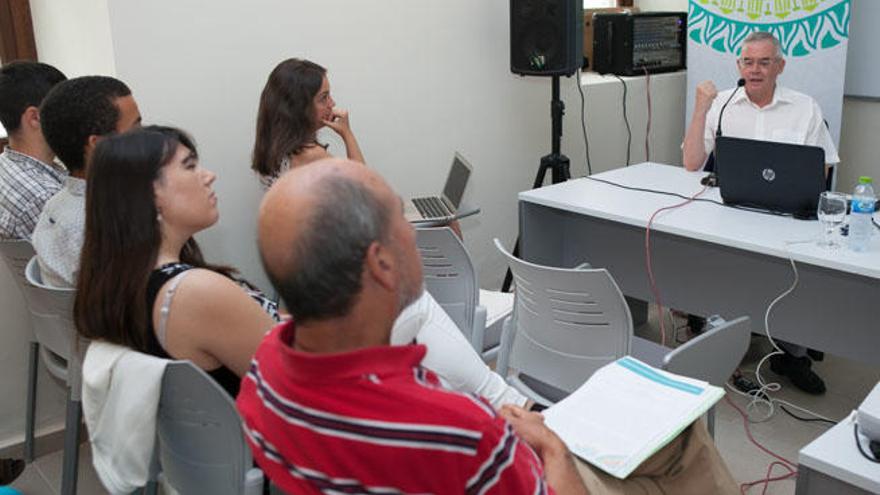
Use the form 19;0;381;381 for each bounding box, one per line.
715;78;746;137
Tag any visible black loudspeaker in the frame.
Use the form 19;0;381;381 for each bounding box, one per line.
510;0;583;76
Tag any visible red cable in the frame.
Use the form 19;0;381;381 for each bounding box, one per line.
644;186;707;345
725;395;799;494
738;462;796;495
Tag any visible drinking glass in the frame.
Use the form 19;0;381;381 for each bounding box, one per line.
817;191;847;249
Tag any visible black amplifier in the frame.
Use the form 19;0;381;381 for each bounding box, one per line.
592;12;687;76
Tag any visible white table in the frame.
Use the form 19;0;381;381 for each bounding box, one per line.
518;162;880;365
797;413;880;494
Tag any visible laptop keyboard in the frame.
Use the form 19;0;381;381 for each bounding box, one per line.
412;197;450;219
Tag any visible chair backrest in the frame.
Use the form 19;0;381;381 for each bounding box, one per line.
0;239;36;298
495;239;633;395
23;256;76;361
663;316;751;388
416;227;478;340
157;361;261;495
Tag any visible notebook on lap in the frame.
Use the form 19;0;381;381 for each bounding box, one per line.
715;136;826;218
405;152;473;222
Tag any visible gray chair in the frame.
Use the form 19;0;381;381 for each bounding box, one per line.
631;316;751;436
417;227;511;360
0;239;39;461
154;361;264;495
494;239;633;406
23;257;81;495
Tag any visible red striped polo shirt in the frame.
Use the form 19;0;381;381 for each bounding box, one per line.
237;321;551;494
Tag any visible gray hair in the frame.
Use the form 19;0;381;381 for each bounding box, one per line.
267;175;392;323
741;31;783;59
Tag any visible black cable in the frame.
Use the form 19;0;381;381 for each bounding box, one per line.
612;75;631;166
854;422;880;463
779;405;837;426
576;69;593;176
584;175;798;218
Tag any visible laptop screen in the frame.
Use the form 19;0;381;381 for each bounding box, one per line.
442;154;472;208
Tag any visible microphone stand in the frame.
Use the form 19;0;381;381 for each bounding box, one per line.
501;75;571;292
703;78;745;186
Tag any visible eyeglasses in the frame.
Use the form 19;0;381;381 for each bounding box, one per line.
738;57;779;69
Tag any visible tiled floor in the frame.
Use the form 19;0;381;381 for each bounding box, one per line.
9;444;107;495
8;310;880;494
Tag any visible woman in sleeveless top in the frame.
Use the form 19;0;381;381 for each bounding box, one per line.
75;126;276;397
250;59;526;408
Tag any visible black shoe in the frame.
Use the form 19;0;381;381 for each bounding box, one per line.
687;314;706;335
807;349;825;362
0;458;25;485
770;354;826;395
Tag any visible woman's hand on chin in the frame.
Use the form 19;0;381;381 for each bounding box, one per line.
323;108;354;138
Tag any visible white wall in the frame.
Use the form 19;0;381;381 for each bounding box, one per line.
839;97;880;190
30;0;116;77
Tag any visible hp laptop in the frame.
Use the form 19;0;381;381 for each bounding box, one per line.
405;152;473;222
715;136;826;218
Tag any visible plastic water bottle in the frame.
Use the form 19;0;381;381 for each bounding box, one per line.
849;176;876;252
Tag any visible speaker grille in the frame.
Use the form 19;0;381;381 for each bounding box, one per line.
510;0;582;76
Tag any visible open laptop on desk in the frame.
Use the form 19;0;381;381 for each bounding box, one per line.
715;136;826;218
405;152;472;222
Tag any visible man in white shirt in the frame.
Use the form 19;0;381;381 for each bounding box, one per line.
682;31;836;395
32;76;142;287
0;62;67;240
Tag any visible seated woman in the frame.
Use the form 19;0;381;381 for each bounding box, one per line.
75;126;524;407
74;126;275;397
250;59;515;403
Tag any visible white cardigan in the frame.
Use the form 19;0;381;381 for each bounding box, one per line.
82;341;168;495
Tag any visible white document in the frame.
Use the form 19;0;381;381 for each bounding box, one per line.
542;356;724;479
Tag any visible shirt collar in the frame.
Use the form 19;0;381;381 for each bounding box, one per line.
271;320;428;383
2;147;68;178
64;176;87;196
734;85;792;109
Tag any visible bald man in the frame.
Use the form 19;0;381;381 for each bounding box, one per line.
237;159;737;495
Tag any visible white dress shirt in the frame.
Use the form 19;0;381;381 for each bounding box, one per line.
32;176;86;288
702;85;840;168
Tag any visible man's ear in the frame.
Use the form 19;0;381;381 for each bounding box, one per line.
778;58;786;74
21;106;41;131
364;241;396;292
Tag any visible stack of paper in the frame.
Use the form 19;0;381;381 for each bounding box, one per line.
543;356;724;479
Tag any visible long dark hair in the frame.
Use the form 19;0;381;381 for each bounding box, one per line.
251;58;326;178
74;125;233;351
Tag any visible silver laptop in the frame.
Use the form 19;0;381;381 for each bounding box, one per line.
405;152;472;222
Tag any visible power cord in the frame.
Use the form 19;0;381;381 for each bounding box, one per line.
575;68;593;176
585;175;800;218
612;74;632;166
643;67;652;162
855;421;880;463
644;185;709;345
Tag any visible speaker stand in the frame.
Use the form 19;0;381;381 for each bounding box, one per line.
502;75;571;293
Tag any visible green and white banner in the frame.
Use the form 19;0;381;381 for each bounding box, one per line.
686;0;851;144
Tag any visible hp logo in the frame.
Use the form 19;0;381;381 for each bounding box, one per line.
762;168;776;182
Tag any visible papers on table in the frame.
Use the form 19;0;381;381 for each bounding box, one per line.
542;356;724;479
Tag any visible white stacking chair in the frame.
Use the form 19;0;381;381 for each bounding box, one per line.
416;227;512;361
494;239;633;406
631;316;751;437
151;361;264;495
23;257;82;495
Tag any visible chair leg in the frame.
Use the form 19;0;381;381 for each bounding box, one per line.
25;342;39;462
60;396;81;495
707;406;716;439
